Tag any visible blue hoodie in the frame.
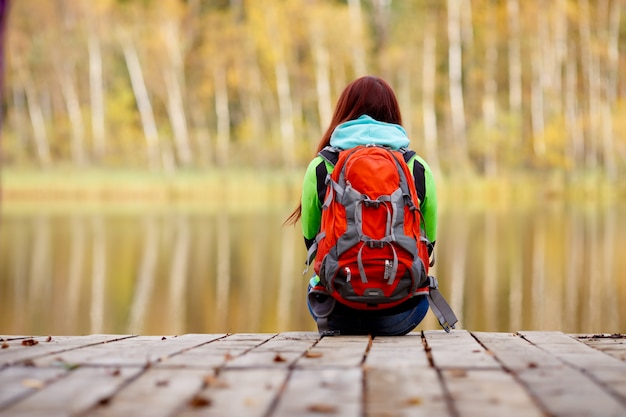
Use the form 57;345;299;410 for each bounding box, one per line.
300;115;437;244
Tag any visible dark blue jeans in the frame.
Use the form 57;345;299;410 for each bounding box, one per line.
307;288;429;336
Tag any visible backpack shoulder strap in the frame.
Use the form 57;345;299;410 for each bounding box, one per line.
398;147;426;205
315;146;342;205
318;145;341;166
398;147;416;163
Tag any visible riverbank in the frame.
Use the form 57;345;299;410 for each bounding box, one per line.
2;168;625;208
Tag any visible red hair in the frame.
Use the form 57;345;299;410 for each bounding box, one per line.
316;76;403;153
286;76;403;225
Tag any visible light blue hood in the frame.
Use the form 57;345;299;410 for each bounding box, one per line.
329;115;410;150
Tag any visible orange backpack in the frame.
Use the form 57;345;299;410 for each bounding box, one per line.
307;145;457;331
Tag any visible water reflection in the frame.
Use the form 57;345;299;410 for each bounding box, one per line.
0;203;624;335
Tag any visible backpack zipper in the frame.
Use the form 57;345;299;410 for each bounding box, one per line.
384;259;393;281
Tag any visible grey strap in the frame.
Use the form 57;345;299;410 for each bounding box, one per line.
426;276;458;333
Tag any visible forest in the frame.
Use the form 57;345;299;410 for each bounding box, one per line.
3;0;626;180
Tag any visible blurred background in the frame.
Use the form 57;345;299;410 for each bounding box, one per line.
1;0;625;336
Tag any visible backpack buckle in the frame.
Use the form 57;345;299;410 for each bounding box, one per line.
363;199;380;209
366;241;385;249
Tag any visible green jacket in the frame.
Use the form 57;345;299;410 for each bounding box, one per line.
301;115;438;247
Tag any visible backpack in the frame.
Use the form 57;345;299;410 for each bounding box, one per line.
307;144;457;332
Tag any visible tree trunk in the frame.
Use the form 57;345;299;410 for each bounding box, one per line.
161;20;193;167
214;63;230;167
88;34;106;163
347;0;367;75
530;30;546;158
506;0;522;114
275;60;295;168
578;0;598;170
59;64;87;167
265;6;295;168
602;0;621;179
121;38;162;171
422;23;440;173
565;46;583;167
24;79;52;167
310;20;332;131
447;0;468;165
482;6;498;177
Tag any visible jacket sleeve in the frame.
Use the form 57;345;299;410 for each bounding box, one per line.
410;155;438;242
301;156;325;245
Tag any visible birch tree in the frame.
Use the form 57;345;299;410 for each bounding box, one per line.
482;5;498;176
88;34;106;163
121;37;162;170
161;19;192;167
310;18;332;131
422;20;440;173
506;0;522;116
602;0;621;179
447;0;468;165
347;0;367;76
58;63;87;166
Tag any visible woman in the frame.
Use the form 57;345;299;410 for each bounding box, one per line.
286;75;438;335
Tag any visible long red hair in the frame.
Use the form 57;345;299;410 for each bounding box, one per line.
285;76;403;225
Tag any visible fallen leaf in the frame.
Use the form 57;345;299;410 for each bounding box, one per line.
111;368;121;377
46;336;52;342
273;353;287;363
203;375;229;388
188;395;211;408
307;403;337;413
161;336;167;340
528;362;538;369
305;351;323;358
22;359;35;367
404;396;423;406
1;342;9;349
224;352;234;361
21;339;39;346
448;369;467;378
21;379;44;389
155;380;169;387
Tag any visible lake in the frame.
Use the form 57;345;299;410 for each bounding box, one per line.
1;200;625;335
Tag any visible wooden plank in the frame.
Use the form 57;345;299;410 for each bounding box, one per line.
87;368;209;417
516;366;626;417
576;334;626;362
0;366;67;411
0;366;143;417
272;368;362;416
519;331;626;407
295;335;371;368
472;332;563;371
366;367;451;417
424;330;501;369
33;334;222;367
225;332;319;369
158;333;274;369
177;369;288;417
364;334;430;368
0;335;136;366
584;369;626;402
364;335;451;416
441;369;543;417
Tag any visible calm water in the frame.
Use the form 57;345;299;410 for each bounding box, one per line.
1;202;625;335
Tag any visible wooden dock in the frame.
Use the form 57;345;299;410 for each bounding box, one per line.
1;331;625;416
